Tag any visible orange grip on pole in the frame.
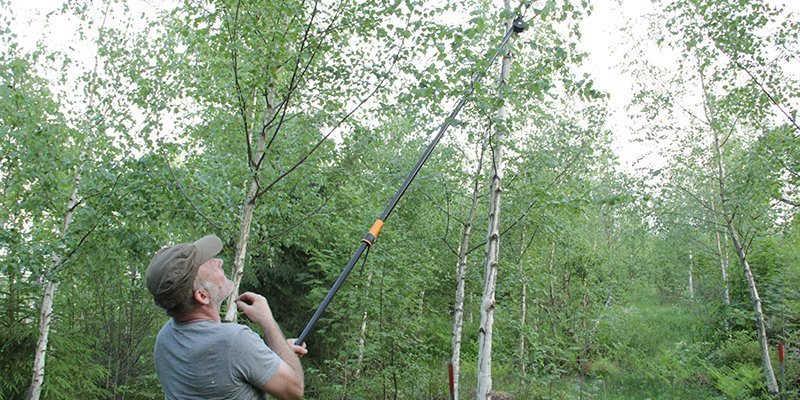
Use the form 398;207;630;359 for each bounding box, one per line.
369;219;384;238
362;219;385;246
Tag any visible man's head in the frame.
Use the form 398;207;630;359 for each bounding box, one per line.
194;257;234;309
146;235;225;317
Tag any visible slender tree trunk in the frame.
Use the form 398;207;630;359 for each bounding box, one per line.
579;292;613;373
7;269;15;329
518;232;527;379
706;80;779;394
547;240;557;338
225;88;275;322
477;5;513;398
451;139;487;400
342;353;350;399
27;4;110;396
355;270;374;378
29;280;58;400
712;202;731;307
28;163;83;400
726;221;779;393
688;253;694;301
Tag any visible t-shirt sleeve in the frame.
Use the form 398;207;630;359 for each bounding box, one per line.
230;327;282;389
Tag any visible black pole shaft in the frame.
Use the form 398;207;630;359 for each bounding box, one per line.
296;22;522;346
295;242;369;344
380;26;517;222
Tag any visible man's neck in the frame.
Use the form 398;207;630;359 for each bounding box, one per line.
175;305;222;324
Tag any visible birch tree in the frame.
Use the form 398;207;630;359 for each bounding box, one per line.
1;44;72;400
150;0;441;324
450;136;486;400
476;2;514;397
628;0;799;393
21;2;130;397
704;80;778;393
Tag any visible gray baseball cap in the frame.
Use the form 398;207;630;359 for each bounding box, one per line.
146;235;223;310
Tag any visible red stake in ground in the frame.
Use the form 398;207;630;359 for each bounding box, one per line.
448;362;455;400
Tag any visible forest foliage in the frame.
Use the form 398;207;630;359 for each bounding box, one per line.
1;0;799;399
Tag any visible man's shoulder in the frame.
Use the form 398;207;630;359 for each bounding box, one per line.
159;318;253;331
156;319;255;342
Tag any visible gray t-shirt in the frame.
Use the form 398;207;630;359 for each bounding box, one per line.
154;319;281;400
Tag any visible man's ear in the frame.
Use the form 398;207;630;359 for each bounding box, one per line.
193;288;211;305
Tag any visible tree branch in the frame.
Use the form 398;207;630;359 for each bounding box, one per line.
734;60;800;134
160;147;222;230
265;191;333;242
254;45;402;199
777;197;799;207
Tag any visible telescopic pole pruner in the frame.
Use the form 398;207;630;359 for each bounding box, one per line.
295;14;528;346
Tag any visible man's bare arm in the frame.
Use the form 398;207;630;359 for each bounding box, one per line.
237;292;304;400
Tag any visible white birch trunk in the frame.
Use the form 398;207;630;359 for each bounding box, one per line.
707;87;779;394
225;88;275;322
727;224;779;393
28;163;83;400
477;5;513;398
27;4;111;396
476;127;502;400
29;280;58;400
712;202;731;307
451;139;486;400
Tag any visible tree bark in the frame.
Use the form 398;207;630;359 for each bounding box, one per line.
477;4;513;398
711;202;731;308
27;4;111;396
705;77;779;394
29;280;58;400
476;126;502;400
225;88;275;322
450;138;486;400
28;162;83;400
726;224;779;394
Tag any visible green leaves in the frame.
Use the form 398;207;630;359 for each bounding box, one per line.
4;0;799;398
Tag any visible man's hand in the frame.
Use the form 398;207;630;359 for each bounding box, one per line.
235;292;274;325
241;294;304;399
286;339;308;358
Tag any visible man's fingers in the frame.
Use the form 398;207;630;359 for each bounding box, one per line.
286;339;308;357
292;345;308;357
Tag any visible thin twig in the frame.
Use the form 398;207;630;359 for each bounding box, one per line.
254;46;402;199
735;60;800;133
160;147;222;230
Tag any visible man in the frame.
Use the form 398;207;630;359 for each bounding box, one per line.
146;234;306;400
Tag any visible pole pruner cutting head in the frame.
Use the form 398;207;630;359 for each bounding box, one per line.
512;16;526;33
